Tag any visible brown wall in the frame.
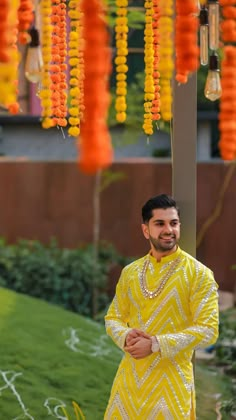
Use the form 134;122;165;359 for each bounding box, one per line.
0;160;235;292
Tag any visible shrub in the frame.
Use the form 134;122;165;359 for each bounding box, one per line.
0;238;130;318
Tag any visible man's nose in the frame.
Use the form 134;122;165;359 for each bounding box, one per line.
163;224;172;234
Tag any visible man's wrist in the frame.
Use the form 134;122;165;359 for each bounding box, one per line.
151;336;160;353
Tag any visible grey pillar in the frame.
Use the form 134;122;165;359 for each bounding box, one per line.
172;74;197;258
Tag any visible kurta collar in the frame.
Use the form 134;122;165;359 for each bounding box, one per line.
148;246;182;265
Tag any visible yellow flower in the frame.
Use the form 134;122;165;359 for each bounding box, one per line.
70;68;80;77
116;73;127;81
116;112;126;122
116;0;128;6
42;118;54;129
69;57;80;66
115;56;126;65
69;117;80;126
68;10;80;19
69;32;79;41
68;126;80;137
70;87;80;96
68;49;80;57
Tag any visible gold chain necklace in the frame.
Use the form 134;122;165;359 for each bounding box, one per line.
140;256;181;299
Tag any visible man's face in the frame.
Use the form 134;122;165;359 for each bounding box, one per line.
142;207;180;253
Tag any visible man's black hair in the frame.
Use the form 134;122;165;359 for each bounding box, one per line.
142;194;180;223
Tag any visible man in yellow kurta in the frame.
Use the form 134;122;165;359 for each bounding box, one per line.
104;194;219;419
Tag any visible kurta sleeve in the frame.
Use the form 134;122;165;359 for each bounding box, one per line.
105;267;132;350
157;266;219;359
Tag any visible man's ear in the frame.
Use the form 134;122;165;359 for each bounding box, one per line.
141;223;149;240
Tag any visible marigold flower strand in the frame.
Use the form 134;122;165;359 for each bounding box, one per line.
115;0;128;123
0;0;11;63
159;0;174;121
49;0;67;128
219;0;236;160
152;0;161;123
79;0;113;174
17;0;34;45
0;0;20;113
68;0;83;137
39;0;53;129
58;0;67;127
143;0;154;135
175;0;199;84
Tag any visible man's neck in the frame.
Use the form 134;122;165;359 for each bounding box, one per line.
150;245;177;262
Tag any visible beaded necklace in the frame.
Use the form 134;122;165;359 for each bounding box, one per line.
140;256;181;299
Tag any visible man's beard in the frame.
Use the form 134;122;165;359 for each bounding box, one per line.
149;234;177;252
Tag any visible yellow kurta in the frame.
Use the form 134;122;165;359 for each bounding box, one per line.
104;247;219;419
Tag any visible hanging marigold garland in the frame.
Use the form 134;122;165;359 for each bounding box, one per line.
7;24;20;115
219;0;236;160
79;0;113;174
152;0;161;122
68;0;83;137
158;0;174;121
175;0;199;84
0;0;20;113
143;0;155;136
49;0;67;128
57;0;67;127
39;0;53;129
17;0;34;45
0;1;11;65
115;0;128;123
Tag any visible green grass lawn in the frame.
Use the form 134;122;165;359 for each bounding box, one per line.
0;287;233;419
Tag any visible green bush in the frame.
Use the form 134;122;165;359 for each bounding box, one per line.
0;238;130;318
215;309;236;375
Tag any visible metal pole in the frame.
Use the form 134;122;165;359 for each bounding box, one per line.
172;74;197;258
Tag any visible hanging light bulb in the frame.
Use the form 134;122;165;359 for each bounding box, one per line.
204;52;222;101
208;0;219;50
25;26;43;83
200;6;209;65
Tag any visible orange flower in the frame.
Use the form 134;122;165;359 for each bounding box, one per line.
50;0;67;127
79;0;113;174
17;0;34;45
175;0;199;84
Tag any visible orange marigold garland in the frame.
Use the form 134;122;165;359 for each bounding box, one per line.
57;0;67;127
115;0;128;123
0;0;20;113
17;0;34;45
39;0;53;129
68;0;83;137
7;25;20;115
175;0;199;84
0;0;11;63
79;0;113;174
159;0;174;121
50;0;67;128
219;0;236;160
152;0;161;123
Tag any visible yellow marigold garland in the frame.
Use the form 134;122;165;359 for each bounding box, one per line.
39;0;53;129
115;0;128;123
159;0;174;121
152;0;161;122
68;0;83;137
143;0;154;135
